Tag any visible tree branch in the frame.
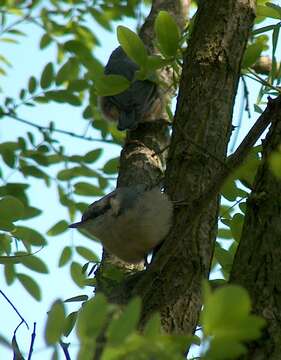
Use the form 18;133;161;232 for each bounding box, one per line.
229;96;281;360
27;323;36;360
0;290;29;330
4;112;117;145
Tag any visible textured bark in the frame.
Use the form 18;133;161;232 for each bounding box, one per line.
230;96;281;360
134;0;256;334
95;0;188;297
96;0;256;340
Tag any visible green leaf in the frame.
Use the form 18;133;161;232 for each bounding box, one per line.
84;149;103;163
45;90;81;106
202;284;265;341
269;151;281;178
103;157;119;174
76;246;99;261
57;166;98;181
14;226;46;246
40;33;52;49
218;228;233;240
21;165;50;185
0;196;24;222
63;40;101;72
143;313;161;337
230;213;244;242
68;79;89;92
117;26;148;67
56;58;79;85
21;206;42;220
47;220;68;236
147;55;170;71
17;273;41;300
257;4;281;19
4;264;15;285
0;254;28;264
155;11;180;57
0;183;29;205
0;141;19;168
95;74;130;96
40;62;54;89
0;233;12;254
45;300;66;344
89;8;112;31
74;182;104;196
63;311;78;337
64;295;88;303
76;294;108;339
242;36;268;68
16;252;48;273
214;243;234;276
206;338;247;359
58;246;72;267
107;297;141;345
70;262;87;288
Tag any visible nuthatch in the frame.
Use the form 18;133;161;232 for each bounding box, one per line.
99;47;163;131
69;186;173;263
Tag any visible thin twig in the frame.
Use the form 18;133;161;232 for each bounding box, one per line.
0;290;29;329
246;68;281;92
242;76;251;118
4;112;117;145
60;341;71;360
27;323;36;360
219;196;247;220
0;14;30;36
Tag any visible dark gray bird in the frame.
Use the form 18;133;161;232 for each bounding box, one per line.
99;47;162;131
69;186;173;263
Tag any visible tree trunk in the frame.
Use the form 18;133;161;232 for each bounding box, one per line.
96;0;256;340
134;0;256;334
230;97;281;360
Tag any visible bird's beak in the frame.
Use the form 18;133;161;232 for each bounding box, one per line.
69;221;83;228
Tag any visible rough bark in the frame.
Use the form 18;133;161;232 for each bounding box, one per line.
230;96;281;360
96;0;256;340
95;0;189;297
132;0;256;335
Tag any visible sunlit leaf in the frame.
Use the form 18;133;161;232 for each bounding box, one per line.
107;297;141;345
117;26;148;67
76;294;108;339
95;74;130;96
155;11;180;57
45;300;66;344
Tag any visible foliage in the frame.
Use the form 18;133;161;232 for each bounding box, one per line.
201;283;265;359
0;0;280;358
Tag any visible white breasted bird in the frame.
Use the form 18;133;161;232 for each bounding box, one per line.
69;186;173;263
99;46;162;131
